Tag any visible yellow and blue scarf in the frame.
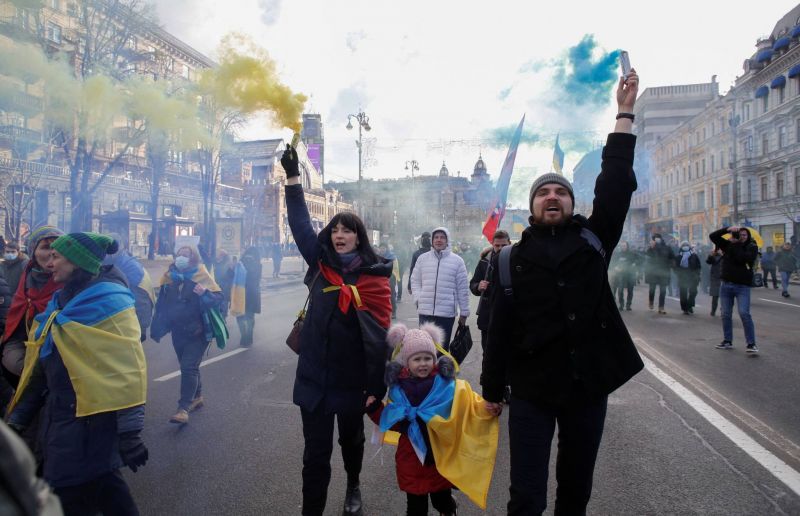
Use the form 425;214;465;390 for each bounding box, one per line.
9;281;147;417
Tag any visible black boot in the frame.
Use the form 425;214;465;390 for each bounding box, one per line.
343;481;363;516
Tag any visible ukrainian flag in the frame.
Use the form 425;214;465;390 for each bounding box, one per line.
230;261;247;317
9;281;147;417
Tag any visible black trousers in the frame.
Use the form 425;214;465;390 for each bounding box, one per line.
763;267;778;288
648;281;667;308
300;407;365;516
711;295;719;315
507;395;607;516
54;470;139;516
406;489;455;515
678;280;698;312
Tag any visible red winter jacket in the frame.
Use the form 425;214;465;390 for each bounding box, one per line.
368;372;452;495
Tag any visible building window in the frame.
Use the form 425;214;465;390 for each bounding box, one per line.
696;191;705;211
747;136;753;154
744;103;751;121
762;95;768;114
694;163;699;179
46;21;62;43
711;154;715;172
667;200;673;217
760;176;768;200
747;179;753;202
657;203;663;218
762;134;769;155
702;159;706;176
780;87;785;104
721;183;730;205
779;126;786;148
710;186;715;208
777;172;784;198
682;194;691;213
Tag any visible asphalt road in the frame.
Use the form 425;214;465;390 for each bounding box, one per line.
125;280;800;515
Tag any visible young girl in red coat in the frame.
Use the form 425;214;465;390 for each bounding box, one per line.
367;322;458;516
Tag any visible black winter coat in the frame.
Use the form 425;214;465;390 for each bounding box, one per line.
645;243;673;283
709;228;758;286
7;266;145;488
469;249;495;331
150;267;223;342
482;133;644;406
706;254;722;296
240;255;262;314
1;257;29;297
0;276;10;336
674;251;701;285
286;184;391;414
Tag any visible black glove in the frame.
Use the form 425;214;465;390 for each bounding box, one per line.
280;145;300;179
118;431;149;473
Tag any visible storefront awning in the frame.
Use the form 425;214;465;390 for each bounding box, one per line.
771;75;786;89
754;85;769;98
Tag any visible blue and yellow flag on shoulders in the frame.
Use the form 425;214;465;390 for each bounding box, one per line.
9;281;147;418
229;261;247;317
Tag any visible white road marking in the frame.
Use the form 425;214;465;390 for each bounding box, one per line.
153;348;249;382
641;354;800;497
758;298;800;309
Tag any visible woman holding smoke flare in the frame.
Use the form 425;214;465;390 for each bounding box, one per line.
281;144;393;516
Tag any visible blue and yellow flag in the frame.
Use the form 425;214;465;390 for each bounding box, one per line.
9;281;147;417
552;133;565;174
230;261;247;317
379;378;499;510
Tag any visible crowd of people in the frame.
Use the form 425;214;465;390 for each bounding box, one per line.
0;65;796;516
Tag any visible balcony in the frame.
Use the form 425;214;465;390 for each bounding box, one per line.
8;91;43;115
0;125;42;143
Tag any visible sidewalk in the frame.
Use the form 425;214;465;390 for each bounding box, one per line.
141;255;307;290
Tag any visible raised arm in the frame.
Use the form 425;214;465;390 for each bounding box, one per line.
281;146;322;266
587;70;639;254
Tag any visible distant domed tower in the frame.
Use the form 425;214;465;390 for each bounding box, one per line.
471;153;489;183
439;161;450;177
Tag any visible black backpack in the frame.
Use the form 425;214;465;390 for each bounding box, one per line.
498;227;605;296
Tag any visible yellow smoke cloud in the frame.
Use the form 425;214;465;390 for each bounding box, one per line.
198;33;307;132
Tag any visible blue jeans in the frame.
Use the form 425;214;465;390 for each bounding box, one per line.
172;332;209;411
507;395;608;516
418;315;455;350
781;271;791;294
719;281;756;345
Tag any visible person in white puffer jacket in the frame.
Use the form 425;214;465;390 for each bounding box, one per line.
410;227;470;348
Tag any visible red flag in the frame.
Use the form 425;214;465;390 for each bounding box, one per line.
483;115;525;242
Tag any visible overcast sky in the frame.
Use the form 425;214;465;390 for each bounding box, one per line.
153;0;799;206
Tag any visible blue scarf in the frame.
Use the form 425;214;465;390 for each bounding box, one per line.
170;267;199;283
679;250;691;268
380;374;455;463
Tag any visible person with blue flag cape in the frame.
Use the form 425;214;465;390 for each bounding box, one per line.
151;245;224;425
103;233;155;342
367;323;500;515
7;232;148;516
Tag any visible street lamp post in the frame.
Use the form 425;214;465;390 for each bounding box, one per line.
405;160;419;229
346;112;371;211
729;111;741;224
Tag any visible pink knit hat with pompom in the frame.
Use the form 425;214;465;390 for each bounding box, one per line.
387;323;443;368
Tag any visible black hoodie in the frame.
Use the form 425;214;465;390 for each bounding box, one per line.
709;227;758;286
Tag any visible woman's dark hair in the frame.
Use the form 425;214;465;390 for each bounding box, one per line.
61;268;96;301
318;212;379;265
243;246;261;262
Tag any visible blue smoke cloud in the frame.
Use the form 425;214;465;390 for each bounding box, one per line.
486;124;541;147
552;35;620;108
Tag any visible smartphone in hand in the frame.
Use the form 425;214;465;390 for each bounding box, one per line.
619;50;632;80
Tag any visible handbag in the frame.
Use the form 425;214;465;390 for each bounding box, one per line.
286;269;321;354
205;307;229;350
449;323;473;365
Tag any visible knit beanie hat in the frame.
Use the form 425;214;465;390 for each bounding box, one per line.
51;232;119;275
27;225;65;254
386;323;444;368
528;173;574;213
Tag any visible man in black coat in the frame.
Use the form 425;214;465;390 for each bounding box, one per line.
469;230;510;352
709;226;759;352
481;70;644;516
406;232;431;295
